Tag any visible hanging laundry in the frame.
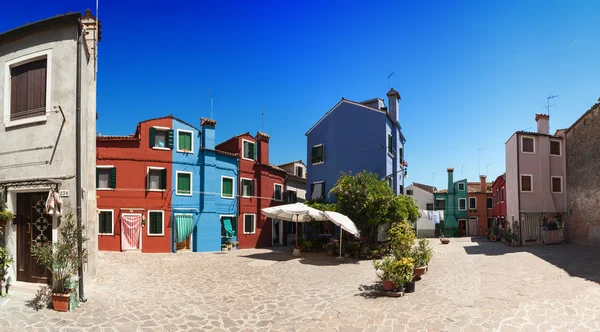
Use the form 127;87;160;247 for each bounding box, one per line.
427;210;434;220
176;214;195;243
438;210;445;221
432;211;440;224
46;189;63;216
121;214;142;250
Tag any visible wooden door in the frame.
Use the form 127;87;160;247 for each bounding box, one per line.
176;236;191;250
16;193;52;283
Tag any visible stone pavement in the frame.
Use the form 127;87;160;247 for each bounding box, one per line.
2;238;600;331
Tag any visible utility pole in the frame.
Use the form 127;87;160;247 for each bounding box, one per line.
477;148;485;176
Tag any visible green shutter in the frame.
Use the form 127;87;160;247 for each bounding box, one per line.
222;178;233;197
98;212;104;233
250;180;254;196
150;212;162;235
251;143;256;160
109;168;117;189
178;173;191;194
182;132;191;151
167;130;174;149
149;127;156;148
96;168;99;188
160;169;167;190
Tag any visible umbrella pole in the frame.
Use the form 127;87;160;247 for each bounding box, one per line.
339;228;342;258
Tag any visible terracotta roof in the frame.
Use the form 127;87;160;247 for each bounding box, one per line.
265;164;287;173
467;182;493;193
565;102;600;134
386;88;401;99
278;160;306;167
256;131;270;141
515;131;564;139
202;148;238;158
97;135;139;141
410;182;437;194
285;173;307;183
200;118;217;126
436;189;448;194
216;132;252;149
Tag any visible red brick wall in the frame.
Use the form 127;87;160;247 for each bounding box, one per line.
468;192;489;236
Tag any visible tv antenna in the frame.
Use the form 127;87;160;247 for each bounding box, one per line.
261;106;267;131
545;95;559;117
388;72;395;89
206;87;213;119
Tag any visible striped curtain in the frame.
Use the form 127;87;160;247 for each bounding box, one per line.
175;214;194;243
121;214;142;250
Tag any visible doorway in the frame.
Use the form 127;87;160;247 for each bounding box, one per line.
16;192;53;283
458;219;467;237
121;213;142;250
468;217;478;236
272;219;284;246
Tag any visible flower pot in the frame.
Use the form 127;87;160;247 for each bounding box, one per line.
440;239;450;244
221;248;227;251
382;280;396;291
414;266;426;278
404;281;416;293
52;293;71;312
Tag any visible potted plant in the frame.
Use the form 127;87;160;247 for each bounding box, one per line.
365;247;373;260
395;257;415;293
0;193;15;227
440;236;450;244
418;238;433;272
30;214;88;312
0;247;13;297
232;241;239;250
373;256;398;291
221;244;227;251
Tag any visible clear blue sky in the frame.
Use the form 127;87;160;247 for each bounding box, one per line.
2;1;599;190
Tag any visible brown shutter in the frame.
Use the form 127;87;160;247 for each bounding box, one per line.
10;59;46;121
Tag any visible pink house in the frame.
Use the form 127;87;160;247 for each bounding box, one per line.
505;114;567;245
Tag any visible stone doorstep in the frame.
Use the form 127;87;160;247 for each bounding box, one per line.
5;281;42;295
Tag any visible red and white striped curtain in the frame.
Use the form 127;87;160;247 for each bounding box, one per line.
121;214;142;250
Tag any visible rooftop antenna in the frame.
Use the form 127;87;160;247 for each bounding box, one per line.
261;106;267;131
521;127;533;132
95;0;99;81
388;72;395;89
546;94;559;130
206;87;213;119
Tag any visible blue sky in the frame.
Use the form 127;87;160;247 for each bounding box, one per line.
2;1;599;190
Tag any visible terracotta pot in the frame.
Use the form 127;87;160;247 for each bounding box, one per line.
440;239;450;244
382;280;396;291
52;293;71;312
414;266;426;278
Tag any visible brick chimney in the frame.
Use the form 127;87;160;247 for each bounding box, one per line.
200;118;217;150
535;113;549;135
387;88;401;124
256;132;270;165
480;175;487;193
447;168;454;193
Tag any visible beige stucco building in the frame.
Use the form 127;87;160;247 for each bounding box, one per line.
0;12;99;291
277;160;307;245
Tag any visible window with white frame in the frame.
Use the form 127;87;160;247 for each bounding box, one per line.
176;171;192;195
149;126;174;149
98;210;114;235
148;211;164;236
147;167;167;190
550;140;561;156
221;176;234;198
551;176;563;193
521;136;535;153
311;144;324;164
96;166;116;189
520;175;533;192
458;198;467;210
469;197;477;209
458;182;465;191
177;129;193;152
221;216;237;237
274;183;283;201
241;178;254;197
243;214;256;234
242;139;257;160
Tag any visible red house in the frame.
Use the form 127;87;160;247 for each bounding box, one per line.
216;132;286;249
491;173;507;231
96;117;174;253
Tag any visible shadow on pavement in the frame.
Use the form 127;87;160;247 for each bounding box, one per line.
463;239;600;285
239;248;359;266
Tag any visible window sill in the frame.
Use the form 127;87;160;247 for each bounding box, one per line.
243;232;256;235
312;161;324;166
4;115;48;128
241;195;253;198
98;233;114;236
242;157;257;162
177;149;194;154
147;234;164;237
550;154;561;157
221;195;235;199
176;193;193;196
96;188;115;191
148;189;166;192
387;152;394;158
152;147;171;151
521;151;535;154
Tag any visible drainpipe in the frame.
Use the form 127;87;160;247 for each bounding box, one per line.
76;20;86;302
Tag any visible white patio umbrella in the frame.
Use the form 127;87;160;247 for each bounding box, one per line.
323;211;360;259
261;203;330;256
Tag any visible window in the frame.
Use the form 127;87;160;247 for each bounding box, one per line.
469;197;477;209
520;175;533;192
295;166;303;178
221;176;234;198
286;190;298;203
311;144;324;164
521;136;535;153
243;214;256;234
426;203;434;210
220;216;236;237
406;189;414;196
241;178;255;197
6;54;50;125
98;210;113;235
177;129;193;152
435;199;445;210
501;188;505;201
387;133;393;155
149;127;174;149
551;176;563;193
458;198;467;211
311;182;325;201
176;171;192;196
487;197;493;209
147;167;167;190
96;167;116;189
242;139;257;160
274;183;283;201
399;147;404;162
148;211;164;236
550;140;561;156
458;183;465;191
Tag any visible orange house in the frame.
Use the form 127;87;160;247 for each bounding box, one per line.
467;176;493;236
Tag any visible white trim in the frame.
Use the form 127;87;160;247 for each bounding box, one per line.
152;147;171;151
458;198;467;211
152;126;171;130
174;213;194;250
243;213;256;234
520;174;533;193
550;139;562;157
122;213;143;250
305;99;386;136
241;139;257;161
147;210;165;236
119;208;145;211
3;49;52;128
96;165;115;168
551;176;563;193
175;171;193;196
520;135;535;154
221;176;235;199
457;183;466;191
147;167;166;192
176;129;195;153
220;214;236;238
240;177;254;198
274;183;283;201
311;143;325;165
98;209;115;235
469;197;477;209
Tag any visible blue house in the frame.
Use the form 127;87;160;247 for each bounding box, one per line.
305;88;407;202
198;118;238;251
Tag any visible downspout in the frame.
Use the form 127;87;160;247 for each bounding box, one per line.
76;20;86;302
516;135;522;247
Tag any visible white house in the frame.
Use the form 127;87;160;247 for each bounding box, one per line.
277;160;307;245
405;182;437;237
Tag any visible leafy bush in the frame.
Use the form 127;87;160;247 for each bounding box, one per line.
0;247;13;284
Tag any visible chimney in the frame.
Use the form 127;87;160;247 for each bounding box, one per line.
81;9;101;70
480;175;487;193
535;113;549;135
447;168;454;193
256;131;270;165
387;88;401;124
200;118;217;150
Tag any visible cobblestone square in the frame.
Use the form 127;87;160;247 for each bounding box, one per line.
2;238;600;331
